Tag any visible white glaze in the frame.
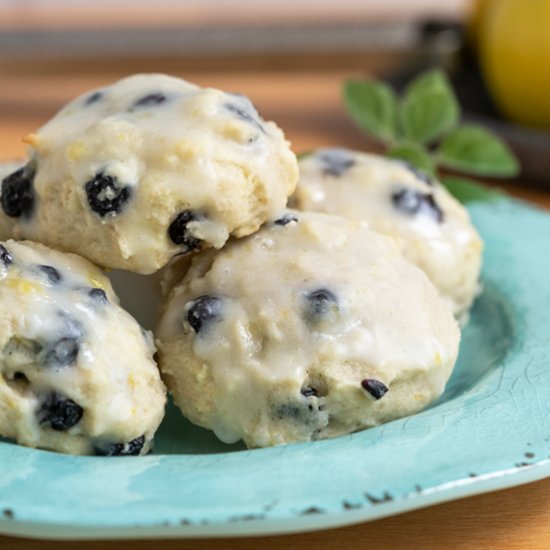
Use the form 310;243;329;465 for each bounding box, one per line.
157;211;460;448
12;74;298;273
0;240;166;455
292;149;483;318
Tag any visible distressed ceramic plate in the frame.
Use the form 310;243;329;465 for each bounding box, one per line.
1;184;550;540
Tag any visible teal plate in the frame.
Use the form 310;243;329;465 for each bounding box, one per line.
1;185;550;540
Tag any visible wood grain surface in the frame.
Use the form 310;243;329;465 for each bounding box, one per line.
0;0;466;29
0;70;549;549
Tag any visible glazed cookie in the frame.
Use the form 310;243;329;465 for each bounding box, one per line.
291;149;483;318
156;211;460;448
0;161;23;240
0;240;166;455
5;73;298;273
158;255;193;299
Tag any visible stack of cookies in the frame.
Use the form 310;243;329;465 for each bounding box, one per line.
0;73;482;454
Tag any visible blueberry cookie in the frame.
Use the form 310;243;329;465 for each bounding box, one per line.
156;211;460;448
0;161;24;240
291;149;483;319
8;73;298;273
0;240;166;455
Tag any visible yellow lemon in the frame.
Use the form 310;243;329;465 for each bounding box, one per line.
478;0;550;129
465;0;494;50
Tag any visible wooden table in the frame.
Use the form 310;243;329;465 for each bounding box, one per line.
1;71;549;549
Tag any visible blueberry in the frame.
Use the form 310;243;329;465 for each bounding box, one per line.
274;213;298;226
13;371;28;382
45;337;79;367
275;404;302;420
318;150;355;177
361;379;388;400
1;165;35;218
168;210;203;251
95;435;146;457
186;295;222;334
85;173;132;217
304;288;339;323
0;244;12;267
38;265;61;284
37;391;83;431
391;188;443;223
274;401;324;426
225;103;264;132
88;288;108;304
132;93;167;109
399;161;433;186
300;386;319;398
57;313;84;340
85;91;104;105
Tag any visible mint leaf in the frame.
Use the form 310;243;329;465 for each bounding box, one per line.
400;69;460;144
442;176;505;204
405;68;451;97
343;80;397;144
387;142;435;177
439;125;520;177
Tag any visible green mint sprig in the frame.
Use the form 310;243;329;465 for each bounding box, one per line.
343;68;520;187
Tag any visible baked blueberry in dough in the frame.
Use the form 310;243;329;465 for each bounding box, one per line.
291;149;483;318
11;73;298;274
0;240;166;455
0;161;26;240
156;211;460;448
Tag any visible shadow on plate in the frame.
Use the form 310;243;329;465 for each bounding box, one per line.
432;280;515;403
